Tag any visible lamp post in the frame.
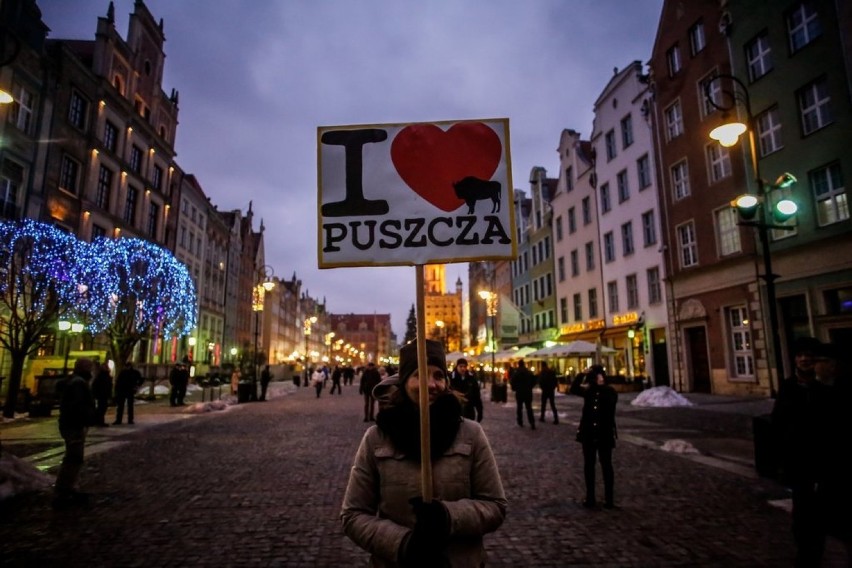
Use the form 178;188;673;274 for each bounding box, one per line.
252;265;275;401
435;320;445;351
705;74;798;398
59;320;85;377
304;316;317;386
478;290;498;385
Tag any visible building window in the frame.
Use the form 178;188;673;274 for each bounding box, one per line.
565;166;574;192
59;155;81;194
130;145;143;173
603;231;615;263
788;1;822;53
707;143;732;183
746;32;773;81
799;78;832;135
91;224;107;240
665;101;684;140
728;306;754;377
671;160;690;200
666;44;682;76
621;221;634;256
555;216;563;242
699;72;721;117
757;107;783;156
585;241;595;271
810;163;848;226
560;297;568;323
103;121;118;153
716;206;742;256
689;20;706;55
96;165;113;210
637;154;652;189
557;256;565;282
605;130;617;161
600;183;611;214
124;186;138;224
620;115;633;148
677;221;698;268
626;274;639;310
9;84;34;133
567;207;576;234
147;202;159;239
607;281;619;313
581;197;591;225
570;250;579;277
1;160;23;219
68;90;88;130
641;210;657;247
573;293;582;321
153;165;164;190
617;170;630;203
647;267;662;305
588;288;598;318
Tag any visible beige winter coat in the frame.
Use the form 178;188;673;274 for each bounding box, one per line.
341;419;507;567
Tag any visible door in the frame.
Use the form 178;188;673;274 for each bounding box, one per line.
685;326;711;393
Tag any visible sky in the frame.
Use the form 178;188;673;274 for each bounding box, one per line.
36;0;664;338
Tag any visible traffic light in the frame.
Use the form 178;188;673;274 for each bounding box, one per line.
731;173;798;228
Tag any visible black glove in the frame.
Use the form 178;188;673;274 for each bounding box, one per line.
398;498;451;567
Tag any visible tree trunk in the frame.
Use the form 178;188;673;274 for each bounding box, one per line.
2;352;27;419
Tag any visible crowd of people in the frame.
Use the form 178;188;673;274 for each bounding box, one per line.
46;335;849;565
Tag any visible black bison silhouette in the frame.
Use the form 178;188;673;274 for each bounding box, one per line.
453;176;502;214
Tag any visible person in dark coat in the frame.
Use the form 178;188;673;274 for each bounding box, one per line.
343;364;355;386
450;358;483;422
113;361;142;425
510;360;536;429
90;363;113;427
570;365;618;508
772;338;849;566
359;362;382;422
329;365;343;395
259;365;273;401
169;362;189;406
53;357;96;509
537;361;559;424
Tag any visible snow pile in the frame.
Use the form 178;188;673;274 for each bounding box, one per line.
185;399;232;413
0;452;54;501
631;386;694;407
660;439;700;454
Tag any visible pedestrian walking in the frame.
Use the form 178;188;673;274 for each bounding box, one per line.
341;339;507;566
449;358;483;421
230;367;241;396
343;364;355;386
329;365;343;395
53;357;96;509
113;361;142;425
538;361;559;424
90;362;112;427
359;362;381;421
311;367;325;398
772;338;851;566
259;365;273;401
510;360;536;429
570;365;618;509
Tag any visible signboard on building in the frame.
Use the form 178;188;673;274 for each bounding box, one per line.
317;118;516;268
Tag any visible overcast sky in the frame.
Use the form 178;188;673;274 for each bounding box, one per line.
37;0;663;339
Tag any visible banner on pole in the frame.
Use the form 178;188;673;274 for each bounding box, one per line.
317;118;516;268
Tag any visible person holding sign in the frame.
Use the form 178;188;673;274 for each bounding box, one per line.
341;339;506;567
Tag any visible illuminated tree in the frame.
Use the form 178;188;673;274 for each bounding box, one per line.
0;220;89;418
88;237;197;373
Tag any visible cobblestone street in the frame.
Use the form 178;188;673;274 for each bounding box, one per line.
0;383;827;566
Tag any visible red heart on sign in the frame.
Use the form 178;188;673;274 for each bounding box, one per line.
390;122;502;212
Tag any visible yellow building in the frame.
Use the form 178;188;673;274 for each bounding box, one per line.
424;264;463;353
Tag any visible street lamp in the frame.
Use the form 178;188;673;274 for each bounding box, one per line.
252;265;275;401
705;74;799;397
58;320;85;377
478;290;498;385
435;320;445;350
304;316;317;386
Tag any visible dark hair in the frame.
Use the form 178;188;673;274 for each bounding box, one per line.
587;365;606;382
